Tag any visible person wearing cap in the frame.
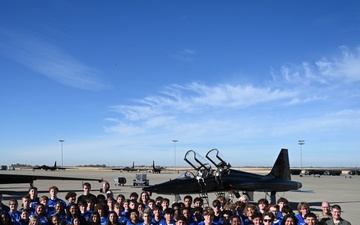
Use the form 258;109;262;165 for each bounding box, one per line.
325;205;351;225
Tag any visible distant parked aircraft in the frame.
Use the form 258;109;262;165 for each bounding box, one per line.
152;161;164;173
32;161;66;171
112;162;137;172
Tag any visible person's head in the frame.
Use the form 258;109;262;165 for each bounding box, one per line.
164;208;174;221
252;212;263;225
90;212;100;223
147;199;156;209
86;196;95;210
216;196;227;207
172;202;181;216
181;207;191;220
28;187;38;198
97;194;106;204
184;195;192;208
51;215;60;225
95;203;107;217
108;211;118;224
212;200;221;212
140;191;149;204
129;192;138;201
304;213;317;225
281;214;298;225
257;198;269;211
161;198;170;210
68;203;80;215
281;204;293;216
78;200;87;213
330;205;342;220
116;194;125;204
192;207;204;222
114;202;122;215
262;212;275;225
193;197;203;208
35;204;45;216
65;192;77;203
40;196;48;205
82;182;91;194
268;204;279;219
107;197;115;209
239;195;249;205
235;201;245;215
129;199;138;210
277;197;288;210
22;196;30;207
129;209;139;223
231;215;242;225
9;199;18;210
245;204;257;219
106;190;113;200
29;215;40;225
203;207;214;224
221;210;232;225
176;215;187;225
48;186;59;198
72;215;80;225
20;210;30;220
142;208;152;223
297;202;310;216
55;202;64;214
155;196;163;206
321;201;330;214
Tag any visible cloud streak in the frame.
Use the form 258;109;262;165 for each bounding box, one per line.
0;30;109;91
106;46;360;144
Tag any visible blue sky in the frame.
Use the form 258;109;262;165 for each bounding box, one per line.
1;1;359;167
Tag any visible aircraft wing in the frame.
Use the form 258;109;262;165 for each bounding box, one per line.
0;174;102;185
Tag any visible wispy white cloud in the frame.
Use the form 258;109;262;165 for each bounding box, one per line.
0;30;109;91
106;46;360;145
172;48;197;62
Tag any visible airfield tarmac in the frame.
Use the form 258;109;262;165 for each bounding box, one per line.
0;169;359;223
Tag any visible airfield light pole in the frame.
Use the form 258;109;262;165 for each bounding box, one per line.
59;140;65;167
172;140;178;173
298;140;305;173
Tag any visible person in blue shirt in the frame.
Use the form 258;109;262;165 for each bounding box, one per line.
47;186;66;216
126;209;141;225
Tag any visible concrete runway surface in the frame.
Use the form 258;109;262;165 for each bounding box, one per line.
1;169;359;223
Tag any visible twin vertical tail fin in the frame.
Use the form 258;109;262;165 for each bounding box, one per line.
268;148;291;180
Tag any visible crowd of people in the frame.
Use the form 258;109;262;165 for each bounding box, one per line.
0;183;351;225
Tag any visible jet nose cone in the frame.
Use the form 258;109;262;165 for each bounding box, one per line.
298;182;302;189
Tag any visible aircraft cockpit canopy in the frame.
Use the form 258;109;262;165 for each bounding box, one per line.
176;171;196;179
184;150;212;175
205;148;231;177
